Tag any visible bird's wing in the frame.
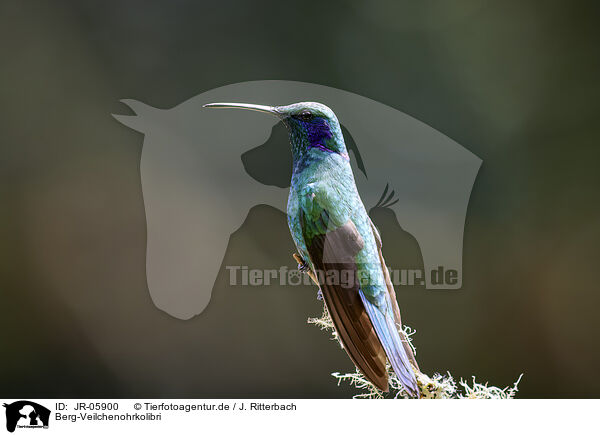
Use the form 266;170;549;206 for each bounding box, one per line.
369;218;420;371
300;208;390;391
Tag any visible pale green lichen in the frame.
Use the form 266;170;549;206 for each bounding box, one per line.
309;303;523;399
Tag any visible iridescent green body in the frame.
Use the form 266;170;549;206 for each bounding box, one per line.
285;103;387;307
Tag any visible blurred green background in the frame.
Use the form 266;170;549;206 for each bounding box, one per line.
1;0;599;398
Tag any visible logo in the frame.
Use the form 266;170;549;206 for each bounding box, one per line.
3;401;50;432
113;80;482;319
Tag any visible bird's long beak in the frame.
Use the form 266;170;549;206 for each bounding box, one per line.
203;102;281;117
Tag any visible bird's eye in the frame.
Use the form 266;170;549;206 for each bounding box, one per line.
297;111;313;121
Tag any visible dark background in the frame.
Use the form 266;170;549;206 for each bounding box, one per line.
1;0;599;398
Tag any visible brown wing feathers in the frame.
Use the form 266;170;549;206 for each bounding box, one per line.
305;220;390;391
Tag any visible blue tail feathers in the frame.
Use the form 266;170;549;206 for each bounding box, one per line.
359;290;419;397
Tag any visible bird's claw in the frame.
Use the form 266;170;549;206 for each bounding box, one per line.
292;253;319;286
293;253;309;272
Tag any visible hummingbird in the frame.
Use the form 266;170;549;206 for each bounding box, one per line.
204;101;419;396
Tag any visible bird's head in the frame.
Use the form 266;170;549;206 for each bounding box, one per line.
203;101;348;160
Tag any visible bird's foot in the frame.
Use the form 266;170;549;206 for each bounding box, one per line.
293;253;309;272
292;253;319;286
